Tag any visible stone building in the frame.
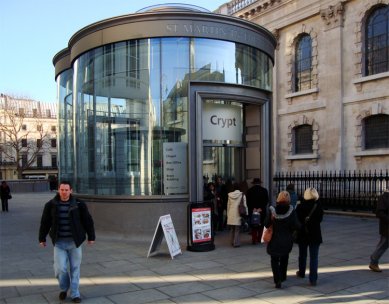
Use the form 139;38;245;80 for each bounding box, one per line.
217;0;389;173
0;94;58;180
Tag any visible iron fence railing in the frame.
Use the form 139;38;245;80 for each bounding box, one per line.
273;170;389;213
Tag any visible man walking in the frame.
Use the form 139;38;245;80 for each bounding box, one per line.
369;189;389;272
39;181;95;303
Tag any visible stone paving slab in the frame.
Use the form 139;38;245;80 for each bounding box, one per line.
0;192;388;304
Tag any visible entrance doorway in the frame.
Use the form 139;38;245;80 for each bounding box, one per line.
189;83;271;203
202;99;245;189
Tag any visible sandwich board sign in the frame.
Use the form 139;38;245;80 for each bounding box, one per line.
147;214;182;259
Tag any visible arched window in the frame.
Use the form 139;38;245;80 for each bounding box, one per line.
365;5;389;76
363;114;389;149
293;124;313;154
294;34;312;92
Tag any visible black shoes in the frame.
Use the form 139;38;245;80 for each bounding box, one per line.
296;270;305;278
72;297;82;303
369;264;382;272
275;282;281;288
59;291;67;301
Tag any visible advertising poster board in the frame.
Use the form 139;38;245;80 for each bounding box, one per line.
187;202;215;252
191;207;212;243
147;214;182;259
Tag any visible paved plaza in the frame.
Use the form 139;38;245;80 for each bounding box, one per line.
0;192;388;303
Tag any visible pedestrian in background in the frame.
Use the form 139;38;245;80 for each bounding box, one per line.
39;181;95;303
246;178;269;245
286;183;298;208
369;189;389;272
264;191;300;288
295;187;323;286
227;183;248;247
0;181;11;212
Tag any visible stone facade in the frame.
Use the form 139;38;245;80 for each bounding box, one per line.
217;0;389;172
0;94;58;180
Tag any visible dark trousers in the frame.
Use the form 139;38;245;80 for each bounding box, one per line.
370;235;389;265
271;255;289;284
251;225;264;244
298;243;320;283
1;198;8;212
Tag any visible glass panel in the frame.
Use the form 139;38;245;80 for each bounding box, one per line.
203;146;242;185
295;35;312;91
192;38;272;91
57;69;74;185
73;38;189;196
202;99;244;189
366;6;389;75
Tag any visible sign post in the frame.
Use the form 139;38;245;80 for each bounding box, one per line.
148;214;182;259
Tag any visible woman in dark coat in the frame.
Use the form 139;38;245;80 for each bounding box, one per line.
264;191;300;288
295;187;324;286
0;181;11;212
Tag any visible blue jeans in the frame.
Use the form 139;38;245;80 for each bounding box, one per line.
370;235;389;265
54;240;82;299
298;243;320;283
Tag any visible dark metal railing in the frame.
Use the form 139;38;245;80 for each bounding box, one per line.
273;170;389;212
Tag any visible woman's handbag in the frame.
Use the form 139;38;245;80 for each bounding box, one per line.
238;196;247;216
261;225;273;243
8;194;12;199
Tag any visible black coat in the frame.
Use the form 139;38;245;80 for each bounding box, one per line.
295;199;323;245
265;204;300;257
246;185;269;223
376;191;389;237
39;195;95;247
0;184;11;199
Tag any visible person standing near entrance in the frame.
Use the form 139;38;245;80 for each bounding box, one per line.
246;178;269;245
265;191;300;288
295;187;323;286
369;189;389;272
39;181;95;303
227;183;248;247
0;181;11;212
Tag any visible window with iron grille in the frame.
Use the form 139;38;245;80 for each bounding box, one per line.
51;139;57;148
21;138;27;147
51;155;57;168
294;34;312;92
21;154;27;167
293;124;313;154
37;155;43;168
365;5;389;76
364;114;389;149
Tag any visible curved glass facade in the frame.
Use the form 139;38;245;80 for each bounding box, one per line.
58;37;272;196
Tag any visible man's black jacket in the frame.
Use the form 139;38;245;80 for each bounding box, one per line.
39;194;95;247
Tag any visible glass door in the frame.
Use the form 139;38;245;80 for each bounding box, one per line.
201;99;245;195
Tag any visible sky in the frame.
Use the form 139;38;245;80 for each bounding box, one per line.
0;0;228;103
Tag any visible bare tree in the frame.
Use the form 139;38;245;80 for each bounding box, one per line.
0;95;54;179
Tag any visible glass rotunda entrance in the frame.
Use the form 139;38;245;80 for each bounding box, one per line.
53;4;276;233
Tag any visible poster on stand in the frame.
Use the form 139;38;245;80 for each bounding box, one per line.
191;207;212;243
147;214;182;259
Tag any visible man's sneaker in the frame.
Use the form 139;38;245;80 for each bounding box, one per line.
369;264;382;272
59;291;67;301
72;297;82;303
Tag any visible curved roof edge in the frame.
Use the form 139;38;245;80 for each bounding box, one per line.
53;10;276;79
